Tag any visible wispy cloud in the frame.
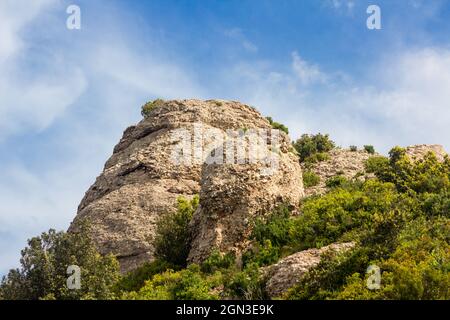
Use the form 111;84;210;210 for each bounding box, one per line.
224;28;258;53
291;51;327;85
213;47;450;154
325;0;356;12
0;0;206;275
0;0;88;140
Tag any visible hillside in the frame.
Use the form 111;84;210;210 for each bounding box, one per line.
1;99;448;300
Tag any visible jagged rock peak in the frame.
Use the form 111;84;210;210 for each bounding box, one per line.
70;99;304;272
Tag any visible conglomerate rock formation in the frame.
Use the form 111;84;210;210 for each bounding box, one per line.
187;131;304;264
70;99;304;272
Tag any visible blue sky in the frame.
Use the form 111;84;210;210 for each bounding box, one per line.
0;0;449;276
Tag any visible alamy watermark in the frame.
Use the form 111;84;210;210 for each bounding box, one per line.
170;123;281;176
366;264;381;290
367;5;381;30
67;265;81;290
66;4;81;30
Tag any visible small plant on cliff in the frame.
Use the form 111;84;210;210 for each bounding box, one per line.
364;145;375;154
303;171;321;188
141;99;165;117
0;222;120;300
350;145;358;152
293;133;335;163
266;116;289;134
154;195;199;267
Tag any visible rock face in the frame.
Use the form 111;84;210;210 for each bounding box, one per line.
188;133;304;264
302;149;375;197
263;242;355;298
405;144;448;162
70;99;304;272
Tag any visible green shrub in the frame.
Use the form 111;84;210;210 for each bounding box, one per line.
124;264;220;300
115;260;177;293
325;175;349;188
293;133;335;163
305;152;330;164
242;240;280;268
371;147;450;194
154;196;199;267
336;217;450;300
266;117;289;134
252;205;292;248
224;263;267;300
350;145;358;152
0;223;120;300
303;171;320;188
201;251;236;274
364;156;389;174
364;145;375;154
141;99;165;117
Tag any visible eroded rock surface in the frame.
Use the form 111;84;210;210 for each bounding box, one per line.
188;134;304;263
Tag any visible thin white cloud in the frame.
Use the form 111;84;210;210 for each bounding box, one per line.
291;51;327;85
0;0;56;62
0;0;208;275
224;28;258;53
90;44;205;99
326;0;356;12
216;47;450;154
0;0;88;140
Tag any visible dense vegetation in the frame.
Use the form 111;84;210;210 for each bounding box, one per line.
0;223;120;300
293;133;335;163
285;149;449;299
1;142;448;300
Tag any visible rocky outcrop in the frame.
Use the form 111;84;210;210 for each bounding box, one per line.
187;133;304;264
301;149;375;197
263;242;355;298
405;144;447;162
70;99;303;272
